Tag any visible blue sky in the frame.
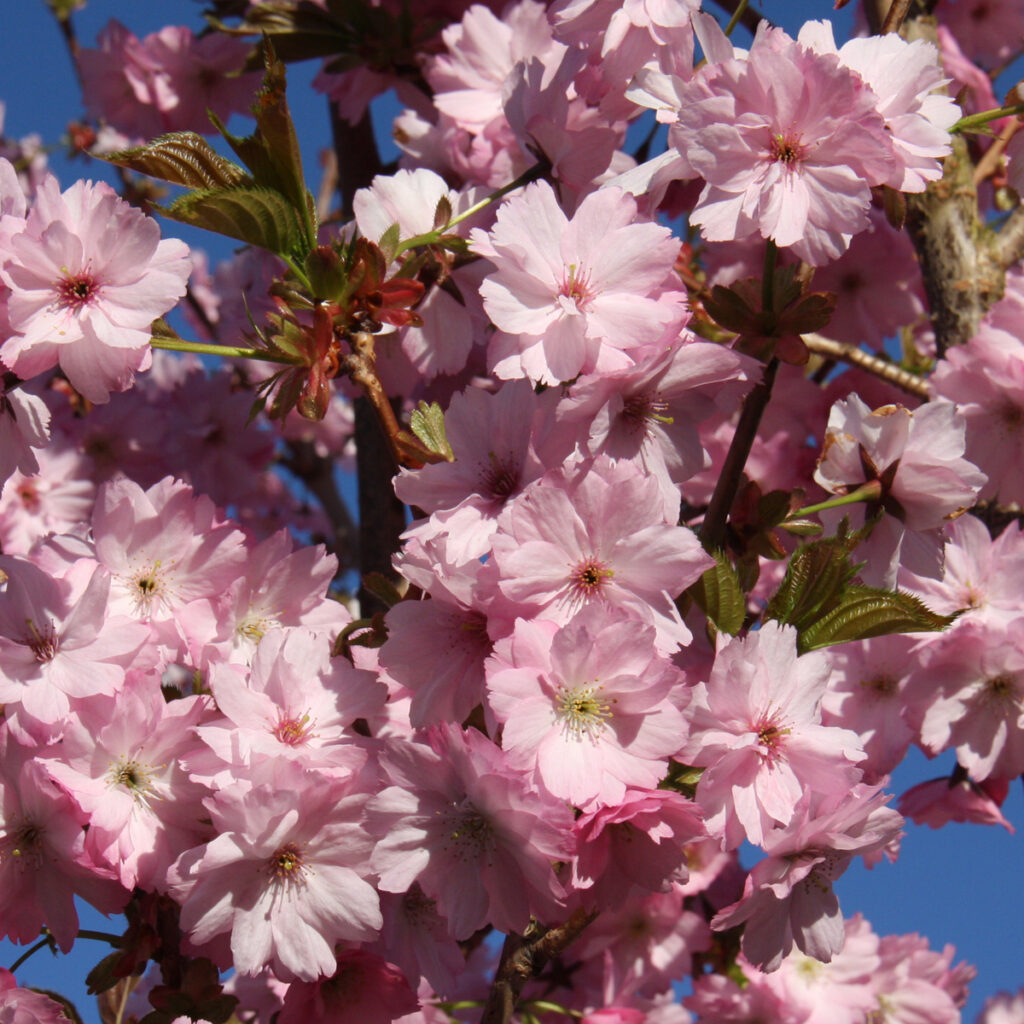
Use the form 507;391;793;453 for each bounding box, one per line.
1;2;1021;1023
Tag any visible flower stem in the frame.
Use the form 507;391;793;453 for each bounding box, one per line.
7;935;54;973
724;0;752;36
951;103;1024;135
77;929;123;946
396;161;550;254
150;337;302;366
787;481;883;519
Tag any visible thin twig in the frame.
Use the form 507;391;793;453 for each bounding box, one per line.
480;909;598;1024
700;358;779;553
973;118;1020;188
802;334;930;397
881;0;912;33
7;935;54;973
708;0;770;35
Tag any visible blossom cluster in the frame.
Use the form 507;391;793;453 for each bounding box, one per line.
2;0;1024;1022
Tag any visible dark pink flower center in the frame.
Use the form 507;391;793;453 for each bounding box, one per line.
24;618;58;662
273;712;314;746
768;131;807;167
268;842;307;885
440;799;494;863
57;272;98;311
559;263;595;309
7;818;45;869
568;556;614;605
482;452;520;502
754;716;790;765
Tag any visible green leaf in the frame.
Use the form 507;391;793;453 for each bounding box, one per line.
687;551;746;636
798;586;957;653
86;951;123;996
209;40;317;252
763;533;861;632
103;132;251;190
156;186;307;258
409;401;454;461
378;222;402;266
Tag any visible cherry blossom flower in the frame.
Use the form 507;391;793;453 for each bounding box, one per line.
0;748;127;952
473;181;688;383
0;556;150;744
369;725;573;939
662;24;899;265
0;967;77;1024
169;760;382;981
278;950;419;1024
680;622;865;849
0;174;190;402
43;677;210;890
0;378;49;491
486;605;689;807
712;784;904;971
898;775;1015;833
490;456;711;649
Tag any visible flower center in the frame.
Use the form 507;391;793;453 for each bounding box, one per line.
555;683;613;741
482;452;520;502
568;556;614;606
861;674;897;698
439;799;494;864
268;842;308;887
754;715;790;765
558;263;595;312
768;131;807;167
983;674;1022;716
6;818;45;868
273;712;315;746
23;618;59;662
125;559;173;617
57;271;98;311
107;755;158;806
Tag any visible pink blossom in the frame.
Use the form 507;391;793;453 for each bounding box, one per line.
486;605;689;807
1;175;190;402
169;760;382;981
490;456;712;650
798;21;958;192
473;181;688;384
0;445;93;556
0;557;150;744
978;988;1024;1024
0;380;49;491
679;623;865;849
905;617;1024;781
933;0;1024;66
898;774;1015;833
43;678;211;890
91;476;247;631
279;950;419;1024
0;967;74;1024
711;784;904;971
369;725;573;939
0;748;127;952
571;788;706;906
667;24;899;265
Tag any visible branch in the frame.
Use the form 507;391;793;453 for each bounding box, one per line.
480;909;598;1024
881;0;912;33
802;334;930;398
280;439;358;569
329;104;407;615
700;358;779;553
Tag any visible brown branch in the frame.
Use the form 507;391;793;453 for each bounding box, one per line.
901;15;1007;355
329;104;407;615
700;357;779;553
973;118;1020;188
802;334;930;398
480;909;598;1024
881;0;912;33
